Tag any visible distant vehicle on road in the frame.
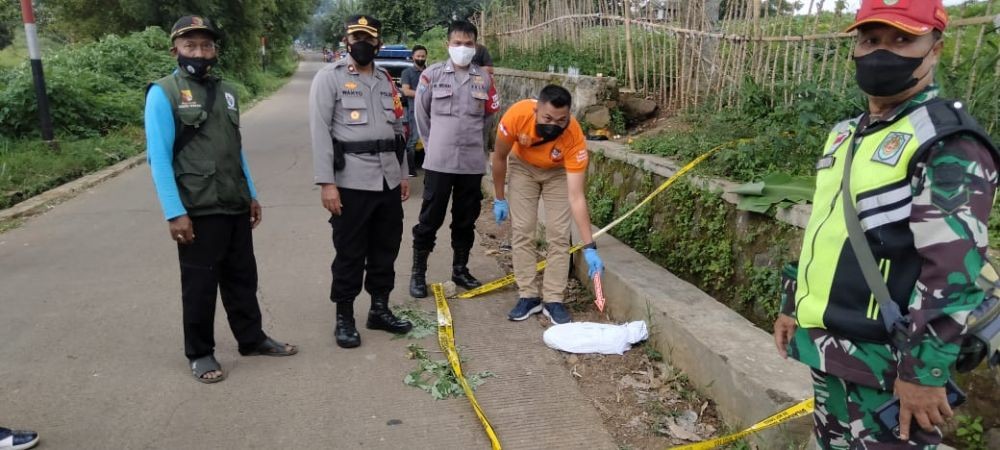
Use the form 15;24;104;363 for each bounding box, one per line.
375;44;413;82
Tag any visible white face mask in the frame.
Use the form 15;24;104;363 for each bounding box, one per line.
448;45;476;67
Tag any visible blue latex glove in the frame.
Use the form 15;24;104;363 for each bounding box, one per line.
494;199;509;224
584;248;604;278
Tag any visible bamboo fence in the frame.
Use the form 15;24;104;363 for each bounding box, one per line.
480;0;1000;134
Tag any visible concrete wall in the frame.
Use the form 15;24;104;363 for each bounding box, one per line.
492;68;619;118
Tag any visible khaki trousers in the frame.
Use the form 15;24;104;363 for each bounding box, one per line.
508;156;572;302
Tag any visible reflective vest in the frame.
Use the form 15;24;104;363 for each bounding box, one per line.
795;98;998;343
148;71;250;217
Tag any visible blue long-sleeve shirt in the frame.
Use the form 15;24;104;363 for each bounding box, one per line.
144;84;257;221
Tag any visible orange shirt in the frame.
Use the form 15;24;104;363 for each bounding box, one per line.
496;99;589;173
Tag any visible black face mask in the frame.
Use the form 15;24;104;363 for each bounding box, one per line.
348;41;378;66
534;123;566;144
853;48;930;97
178;55;217;79
414;59;426;68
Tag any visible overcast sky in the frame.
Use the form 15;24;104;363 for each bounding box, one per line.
802;0;967;13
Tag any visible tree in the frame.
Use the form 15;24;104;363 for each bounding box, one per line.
432;0;487;22
1;0;21;50
42;0;319;76
317;0;361;45
360;0;434;42
717;0;803;20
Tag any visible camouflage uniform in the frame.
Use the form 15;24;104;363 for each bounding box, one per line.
784;86;999;449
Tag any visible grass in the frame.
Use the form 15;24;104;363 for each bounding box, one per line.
0;28;64;69
0;126;145;209
0;216;23;233
0;58;298;215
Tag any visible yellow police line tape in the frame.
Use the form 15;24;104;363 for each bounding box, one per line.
432;282;503;450
456;138;751;300
668;397;814;449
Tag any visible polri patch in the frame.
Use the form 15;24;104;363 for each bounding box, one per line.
871;131;912;167
825;129;851;156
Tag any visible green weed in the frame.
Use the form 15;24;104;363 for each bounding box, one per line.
955;415;987;450
403;343;495;400
392;303;437;340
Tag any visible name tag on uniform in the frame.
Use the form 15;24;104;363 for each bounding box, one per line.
816;155;836;170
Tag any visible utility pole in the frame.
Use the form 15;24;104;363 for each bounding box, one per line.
260;35;267;71
623;0;636;92
19;0;55;146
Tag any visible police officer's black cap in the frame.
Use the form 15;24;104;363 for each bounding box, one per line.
345;15;381;38
170;16;221;41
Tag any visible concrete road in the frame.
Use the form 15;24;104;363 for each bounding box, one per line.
0;61;616;449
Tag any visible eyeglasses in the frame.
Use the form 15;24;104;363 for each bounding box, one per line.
180;42;217;52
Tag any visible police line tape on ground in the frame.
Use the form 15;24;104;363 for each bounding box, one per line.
430;139;818;450
441;270;815;449
431;283;502;450
667;398;815;450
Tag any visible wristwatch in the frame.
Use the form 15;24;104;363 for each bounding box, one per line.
583;242;597;250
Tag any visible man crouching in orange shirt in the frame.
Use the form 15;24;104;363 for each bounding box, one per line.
491;85;605;325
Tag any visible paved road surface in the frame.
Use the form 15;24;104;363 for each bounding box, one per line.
0;60;617;449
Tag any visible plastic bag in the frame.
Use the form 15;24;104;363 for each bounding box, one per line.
542;321;649;355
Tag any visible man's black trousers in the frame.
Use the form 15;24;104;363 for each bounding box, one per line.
329;186;404;303
411;170;483;253
177;213;266;360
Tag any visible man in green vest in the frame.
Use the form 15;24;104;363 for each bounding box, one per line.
145;16;297;384
773;0;999;446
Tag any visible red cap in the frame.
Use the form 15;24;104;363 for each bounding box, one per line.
846;0;949;35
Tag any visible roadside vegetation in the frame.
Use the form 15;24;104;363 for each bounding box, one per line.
0;1;311;212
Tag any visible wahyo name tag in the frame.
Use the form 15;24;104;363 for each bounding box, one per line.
816;155;836;170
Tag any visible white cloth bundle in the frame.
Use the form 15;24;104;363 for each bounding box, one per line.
542;321;649;355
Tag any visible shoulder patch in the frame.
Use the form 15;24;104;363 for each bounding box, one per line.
825;129;852;156
871;132;913;166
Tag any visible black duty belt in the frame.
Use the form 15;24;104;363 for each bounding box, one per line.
341;139;397;154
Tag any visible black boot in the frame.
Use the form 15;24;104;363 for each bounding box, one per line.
409;249;430;298
451;248;482;289
366;296;413;334
334;313;361;348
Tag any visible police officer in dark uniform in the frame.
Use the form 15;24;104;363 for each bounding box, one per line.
146;16;297;384
309;15;413;348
